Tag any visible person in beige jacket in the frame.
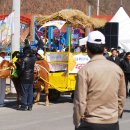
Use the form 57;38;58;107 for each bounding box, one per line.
73;31;126;130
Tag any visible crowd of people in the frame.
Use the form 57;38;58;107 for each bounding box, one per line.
103;47;130;97
37;35;86;53
0;30;130;130
37;35;66;52
0;40;45;110
0;34;130;107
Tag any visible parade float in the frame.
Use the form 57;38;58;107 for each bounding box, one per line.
36;9;106;100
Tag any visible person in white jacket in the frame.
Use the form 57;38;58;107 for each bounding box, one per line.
0;50;6;107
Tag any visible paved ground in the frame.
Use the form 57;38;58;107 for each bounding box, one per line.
0;94;130;130
119;97;130;130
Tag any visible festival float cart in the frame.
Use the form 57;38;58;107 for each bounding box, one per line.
36;9;106;101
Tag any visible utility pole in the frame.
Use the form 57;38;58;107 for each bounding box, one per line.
12;0;20;51
11;0;20;93
97;0;100;16
121;0;123;6
88;5;91;34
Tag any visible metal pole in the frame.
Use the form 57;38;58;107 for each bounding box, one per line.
88;6;91;34
121;0;123;6
12;0;20;52
44;27;47;55
97;0;100;16
33;16;36;43
11;0;20;93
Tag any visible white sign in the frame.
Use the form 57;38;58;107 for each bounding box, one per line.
70;54;90;73
0;12;14;42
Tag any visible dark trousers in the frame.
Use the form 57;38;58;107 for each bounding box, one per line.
125;74;130;96
21;84;33;108
75;121;119;130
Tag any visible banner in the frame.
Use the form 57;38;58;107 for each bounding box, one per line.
40;20;66;30
46;53;90;73
0;12;14;43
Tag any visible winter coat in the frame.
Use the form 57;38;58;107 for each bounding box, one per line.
20;54;36;84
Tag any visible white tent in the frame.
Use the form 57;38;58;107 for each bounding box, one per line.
110;7;130;52
79;37;88;46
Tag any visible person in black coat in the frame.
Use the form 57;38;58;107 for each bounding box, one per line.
19;46;36;111
107;48;120;65
120;52;130;97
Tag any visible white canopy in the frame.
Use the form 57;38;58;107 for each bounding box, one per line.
110;7;130;52
79;37;88;46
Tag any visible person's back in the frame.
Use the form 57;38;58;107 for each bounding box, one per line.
20;53;35;84
79;55;125;123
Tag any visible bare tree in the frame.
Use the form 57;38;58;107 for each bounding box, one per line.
0;0;130;16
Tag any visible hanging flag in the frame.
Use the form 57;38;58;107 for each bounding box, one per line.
39;20;66;30
0;12;14;44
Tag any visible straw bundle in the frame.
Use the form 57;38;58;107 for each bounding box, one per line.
37;9;106;28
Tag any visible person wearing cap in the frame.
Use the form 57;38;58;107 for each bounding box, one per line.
0;50;6;107
36;49;45;60
120;52;130;97
107;48;120;65
73;31;126;130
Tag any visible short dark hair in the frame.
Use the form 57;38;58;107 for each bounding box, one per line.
87;42;105;54
23;46;31;54
111;48;118;52
126;52;130;56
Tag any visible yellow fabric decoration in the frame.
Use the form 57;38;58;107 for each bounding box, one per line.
68;53;76;71
12;56;18;63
